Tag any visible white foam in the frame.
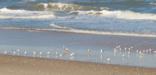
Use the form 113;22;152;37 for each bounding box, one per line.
1;26;156;38
46;28;156;38
150;3;156;6
0;8;55;19
78;10;156;20
49;24;71;29
37;3;88;11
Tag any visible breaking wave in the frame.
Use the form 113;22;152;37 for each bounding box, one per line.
24;2;156;21
1;2;156;21
34;2;99;11
77;10;156;20
0;8;55;19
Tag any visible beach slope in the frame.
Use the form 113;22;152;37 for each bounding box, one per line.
0;55;155;75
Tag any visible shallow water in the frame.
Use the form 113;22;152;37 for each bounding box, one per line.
0;29;156;68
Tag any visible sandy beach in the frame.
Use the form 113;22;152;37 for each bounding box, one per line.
0;55;155;75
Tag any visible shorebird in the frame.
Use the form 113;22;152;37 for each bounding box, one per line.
138;51;144;59
113;48;117;56
39;51;42;55
70;52;75;56
154;51;156;54
16;49;20;55
46;52;50;58
136;49;139;53
106;57;111;63
127;51;131;55
124;48;127;51
55;51;58;55
63;48;71;55
33;51;36;56
100;49;103;53
24;51;27;55
87;49;91;56
149;48;152;54
128;47;131;52
59;53;63;57
47;51;50;55
116;45;121;48
13;50;16;55
55;51;58;58
16;49;20;52
122;54;125;57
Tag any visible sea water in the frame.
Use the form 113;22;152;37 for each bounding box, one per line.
0;0;156;68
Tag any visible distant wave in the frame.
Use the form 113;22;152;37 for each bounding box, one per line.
77;10;156;21
35;3;99;11
1;25;156;38
150;3;156;6
1;6;156;21
33;2;156;21
0;8;55;19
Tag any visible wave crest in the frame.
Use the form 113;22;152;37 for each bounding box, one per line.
0;8;55;19
77;10;156;20
35;3;97;11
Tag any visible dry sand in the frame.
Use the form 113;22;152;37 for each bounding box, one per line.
0;55;155;75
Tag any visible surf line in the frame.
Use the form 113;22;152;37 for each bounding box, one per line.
1;27;156;38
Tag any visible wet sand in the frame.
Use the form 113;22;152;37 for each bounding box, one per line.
0;55;155;75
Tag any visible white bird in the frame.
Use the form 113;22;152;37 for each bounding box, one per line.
39;51;42;55
59;53;63;57
106;57;111;63
127;51;131;55
24;51;27;55
70;52;75;56
33;51;36;55
47;51;50;55
149;48;152;53
100;49;103;54
13;51;16;54
63;48;70;55
55;51;58;55
122;54;125;57
116;45;121;48
17;49;20;52
124;48;127;51
136;49;139;53
139;51;142;54
87;49;91;56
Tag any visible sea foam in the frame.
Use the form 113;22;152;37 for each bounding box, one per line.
77;10;156;21
36;2;97;11
0;8;55;19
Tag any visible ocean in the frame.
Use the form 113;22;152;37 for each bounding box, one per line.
0;0;156;68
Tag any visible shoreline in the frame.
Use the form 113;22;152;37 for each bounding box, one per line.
0;27;156;38
0;55;156;75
